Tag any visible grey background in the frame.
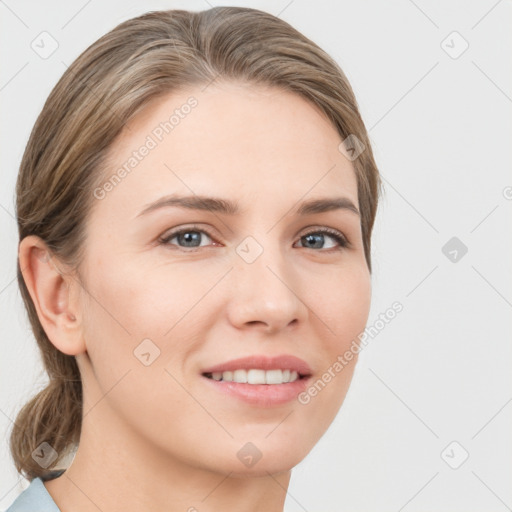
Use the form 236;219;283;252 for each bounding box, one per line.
1;0;511;510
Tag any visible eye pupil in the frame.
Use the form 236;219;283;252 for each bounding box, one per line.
179;231;201;247
303;233;323;249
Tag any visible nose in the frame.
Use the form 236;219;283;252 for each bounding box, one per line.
225;243;308;334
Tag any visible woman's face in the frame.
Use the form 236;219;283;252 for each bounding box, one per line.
75;81;371;475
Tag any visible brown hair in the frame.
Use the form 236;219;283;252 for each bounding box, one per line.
10;6;382;480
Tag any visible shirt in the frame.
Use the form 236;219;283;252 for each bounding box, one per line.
5;470;64;512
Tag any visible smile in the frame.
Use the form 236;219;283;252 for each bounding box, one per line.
203;368;303;384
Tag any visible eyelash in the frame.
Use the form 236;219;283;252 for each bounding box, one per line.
159;225;350;252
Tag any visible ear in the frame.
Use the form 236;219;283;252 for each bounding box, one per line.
18;235;86;356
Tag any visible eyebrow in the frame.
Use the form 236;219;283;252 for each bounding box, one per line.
136;194;360;218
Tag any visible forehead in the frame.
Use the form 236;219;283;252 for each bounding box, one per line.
95;81;358;217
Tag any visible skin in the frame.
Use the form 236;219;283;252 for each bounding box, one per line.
19;81;372;512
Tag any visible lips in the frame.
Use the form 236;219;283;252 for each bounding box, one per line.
201;354;313;377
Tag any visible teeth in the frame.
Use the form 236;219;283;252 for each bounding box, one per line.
264;369;282;384
207;369;301;384
248;369;266;384
233;369;247;383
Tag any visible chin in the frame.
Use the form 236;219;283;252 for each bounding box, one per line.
208;436;312;478
226;457;303;478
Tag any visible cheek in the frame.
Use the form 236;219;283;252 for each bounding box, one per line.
302;266;371;414
79;255;226;396
82;255;214;338
78;265;202;437
318;263;372;348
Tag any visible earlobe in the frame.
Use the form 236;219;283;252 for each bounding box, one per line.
18;235;86;356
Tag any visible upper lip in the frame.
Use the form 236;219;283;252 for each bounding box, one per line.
201;355;312;376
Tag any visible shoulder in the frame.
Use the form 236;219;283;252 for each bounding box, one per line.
4;471;64;512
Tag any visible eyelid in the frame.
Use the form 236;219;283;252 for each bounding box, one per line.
299;226;350;249
159;224;217;245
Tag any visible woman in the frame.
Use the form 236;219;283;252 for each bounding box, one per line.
6;5;381;511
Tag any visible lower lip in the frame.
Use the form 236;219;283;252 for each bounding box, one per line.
201;375;310;407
